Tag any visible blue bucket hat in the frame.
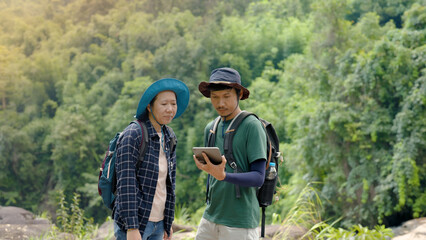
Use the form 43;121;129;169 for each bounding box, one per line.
135;78;190;120
198;67;250;100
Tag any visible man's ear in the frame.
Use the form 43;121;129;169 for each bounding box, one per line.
147;104;151;112
239;89;244;100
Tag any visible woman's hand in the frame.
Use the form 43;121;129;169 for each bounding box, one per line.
193;153;227;181
127;228;142;240
163;227;173;240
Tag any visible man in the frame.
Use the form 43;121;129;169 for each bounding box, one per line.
193;67;267;240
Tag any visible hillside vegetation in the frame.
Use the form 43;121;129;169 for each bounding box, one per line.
0;0;425;230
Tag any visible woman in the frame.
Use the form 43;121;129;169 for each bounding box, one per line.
113;78;190;240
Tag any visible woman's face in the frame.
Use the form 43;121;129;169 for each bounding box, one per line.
148;90;177;125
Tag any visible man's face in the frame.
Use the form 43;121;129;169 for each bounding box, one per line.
210;88;240;118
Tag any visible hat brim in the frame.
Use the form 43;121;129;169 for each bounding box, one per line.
198;81;250;100
136;78;190;120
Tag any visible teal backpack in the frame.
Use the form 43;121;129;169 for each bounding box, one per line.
98;120;148;210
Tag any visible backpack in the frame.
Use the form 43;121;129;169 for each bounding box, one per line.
97;120;149;210
207;111;282;238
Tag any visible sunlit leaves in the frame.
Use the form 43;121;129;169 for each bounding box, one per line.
402;3;426;30
1;0;424;228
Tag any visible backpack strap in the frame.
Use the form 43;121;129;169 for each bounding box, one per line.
131;121;176;170
224;111;251;172
258;119;273;169
164;125;177;154
261;207;266;238
132;120;149;169
223;111;253;198
207;116;221;147
227;112;271;238
205;116;221;203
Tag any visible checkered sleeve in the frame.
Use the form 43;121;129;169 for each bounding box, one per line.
115;124;141;230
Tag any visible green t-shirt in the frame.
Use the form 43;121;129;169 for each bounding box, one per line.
202;114;267;228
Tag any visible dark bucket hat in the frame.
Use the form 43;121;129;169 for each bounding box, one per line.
135;78;190;120
198;67;250;100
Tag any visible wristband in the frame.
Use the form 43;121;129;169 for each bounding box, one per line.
127;228;138;232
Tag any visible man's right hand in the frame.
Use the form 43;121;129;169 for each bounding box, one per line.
193;152;227;181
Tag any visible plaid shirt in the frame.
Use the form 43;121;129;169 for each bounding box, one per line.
113;118;176;236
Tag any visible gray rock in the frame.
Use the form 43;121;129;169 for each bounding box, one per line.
0;206;52;239
94;220;115;240
392;217;426;240
0;206;36;224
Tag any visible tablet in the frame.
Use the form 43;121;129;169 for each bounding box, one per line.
192;147;222;165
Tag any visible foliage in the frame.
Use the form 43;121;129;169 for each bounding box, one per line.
54;191;97;239
271;183;394;240
260;1;426;228
274;183;324;239
0;0;424;231
174;204;191;225
179;183;394;240
30;190;102;240
318;224;394;240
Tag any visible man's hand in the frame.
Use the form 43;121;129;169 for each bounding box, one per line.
193;152;227;181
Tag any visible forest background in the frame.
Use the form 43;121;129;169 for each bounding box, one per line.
0;0;425;232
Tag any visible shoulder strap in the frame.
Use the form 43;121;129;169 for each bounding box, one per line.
205;116;222;203
165;125;177;155
223;111;254;199
132;120;149;169
207;116;221;147
257;119;273;169
224;111;253;172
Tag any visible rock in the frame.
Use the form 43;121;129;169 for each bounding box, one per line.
173;231;196;240
0;206;53;239
93;221;197;239
392;217;426;240
172;222;196;233
43;232;76;240
261;224;309;240
0;206;39;224
94;220;115;240
171;223;197;240
92;222;308;240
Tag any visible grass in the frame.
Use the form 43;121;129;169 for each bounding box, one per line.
30;190;100;240
270;183;394;240
30;184;394;240
180;183;394;240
